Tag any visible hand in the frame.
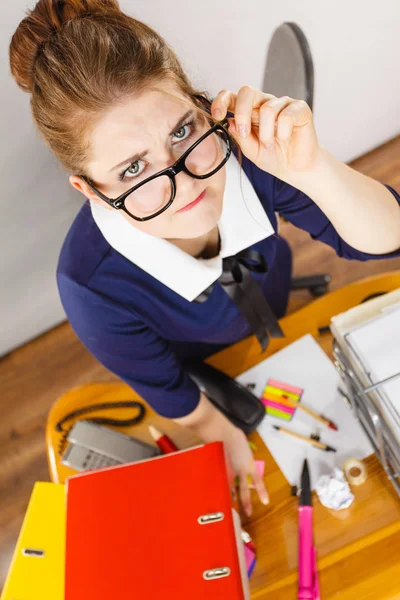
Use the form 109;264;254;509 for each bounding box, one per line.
175;392;269;516
225;427;269;517
211;86;320;182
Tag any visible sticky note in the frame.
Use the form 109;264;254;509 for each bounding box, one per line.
249;460;265;488
262;379;303;422
268;379;303;395
244;544;256;578
234;460;265;489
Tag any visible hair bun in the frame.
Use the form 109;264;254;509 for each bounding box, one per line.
9;0;120;92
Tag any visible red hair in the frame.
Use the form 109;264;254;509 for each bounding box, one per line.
9;0;210;174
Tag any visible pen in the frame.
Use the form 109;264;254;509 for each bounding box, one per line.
273;425;336;452
280;395;338;431
298;459;320;600
148;425;179;454
241;529;257;553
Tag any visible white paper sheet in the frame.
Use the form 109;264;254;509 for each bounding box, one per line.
236;335;373;489
346;306;400;420
331;290;400;445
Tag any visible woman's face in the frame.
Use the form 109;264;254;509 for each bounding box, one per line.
70;81;227;240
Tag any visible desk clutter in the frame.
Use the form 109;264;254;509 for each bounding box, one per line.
331;288;400;496
2;442;254;600
237;334;373;491
5;289;400;600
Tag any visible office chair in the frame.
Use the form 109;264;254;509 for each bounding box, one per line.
263;22;331;297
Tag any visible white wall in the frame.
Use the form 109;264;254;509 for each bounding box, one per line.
1;0;399;356
0;1;81;357
124;0;400;161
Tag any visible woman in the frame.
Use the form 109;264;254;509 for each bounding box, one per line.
10;0;400;515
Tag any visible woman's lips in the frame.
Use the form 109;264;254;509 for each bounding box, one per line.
177;189;207;212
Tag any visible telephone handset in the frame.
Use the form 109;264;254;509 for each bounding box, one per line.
54;399;159;473
62;420;160;472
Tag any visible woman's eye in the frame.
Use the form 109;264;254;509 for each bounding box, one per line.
119;120;195;181
172;123;193;143
121;159;146;180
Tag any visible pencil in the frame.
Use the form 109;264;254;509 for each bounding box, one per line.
280;395;338;431
272;425;336;452
241;529;257;553
148;425;179;454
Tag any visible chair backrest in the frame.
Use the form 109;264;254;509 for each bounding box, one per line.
262;22;314;110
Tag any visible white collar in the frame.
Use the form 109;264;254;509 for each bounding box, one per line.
90;154;275;301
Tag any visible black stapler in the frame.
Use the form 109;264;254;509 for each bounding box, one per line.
185;360;265;434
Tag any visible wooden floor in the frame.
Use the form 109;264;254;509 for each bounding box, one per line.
1;137;400;591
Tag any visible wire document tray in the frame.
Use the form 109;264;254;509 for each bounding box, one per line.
333;340;400;496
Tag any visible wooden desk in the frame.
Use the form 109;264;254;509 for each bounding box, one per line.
46;272;400;599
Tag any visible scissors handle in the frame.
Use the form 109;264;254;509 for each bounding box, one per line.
298;588;314;599
313;546;320;600
298;547;320;600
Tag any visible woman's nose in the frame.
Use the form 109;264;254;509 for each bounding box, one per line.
173;168;198;201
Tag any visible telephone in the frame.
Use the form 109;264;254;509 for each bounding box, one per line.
54;398;160;473
61;420;161;472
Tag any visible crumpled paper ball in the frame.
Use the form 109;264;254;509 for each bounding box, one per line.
315;468;354;510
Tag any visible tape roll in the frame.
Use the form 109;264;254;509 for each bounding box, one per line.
343;459;367;485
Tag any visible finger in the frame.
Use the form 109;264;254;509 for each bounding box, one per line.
234;85;258;138
259;96;295;147
234;86;276;138
239;470;252;517
211;87;275;127
250;467;269;506
276;100;313;141
276;112;294;142
211;89;236;121
226;117;237;137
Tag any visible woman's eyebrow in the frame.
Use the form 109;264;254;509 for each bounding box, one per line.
109;109;195;173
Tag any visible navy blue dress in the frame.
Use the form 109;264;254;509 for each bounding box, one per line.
57;154;400;417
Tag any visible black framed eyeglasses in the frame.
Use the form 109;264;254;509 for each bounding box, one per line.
81;106;233;222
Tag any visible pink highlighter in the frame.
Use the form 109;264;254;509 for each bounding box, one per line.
298;459;320;600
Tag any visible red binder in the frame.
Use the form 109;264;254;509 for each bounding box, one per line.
65;442;249;599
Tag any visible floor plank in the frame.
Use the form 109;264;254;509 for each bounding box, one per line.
1;136;400;591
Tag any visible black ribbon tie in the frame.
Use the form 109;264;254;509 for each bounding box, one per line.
195;249;284;352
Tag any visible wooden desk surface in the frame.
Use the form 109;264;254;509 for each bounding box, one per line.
46;272;400;599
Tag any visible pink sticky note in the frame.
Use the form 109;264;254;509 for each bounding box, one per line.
234;460;266;488
249;460;265;489
267;378;303;396
244;544;256;577
263;398;295;415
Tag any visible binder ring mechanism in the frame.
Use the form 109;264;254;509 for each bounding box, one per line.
22;548;45;557
203;567;231;581
198;512;231;581
198;512;225;525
